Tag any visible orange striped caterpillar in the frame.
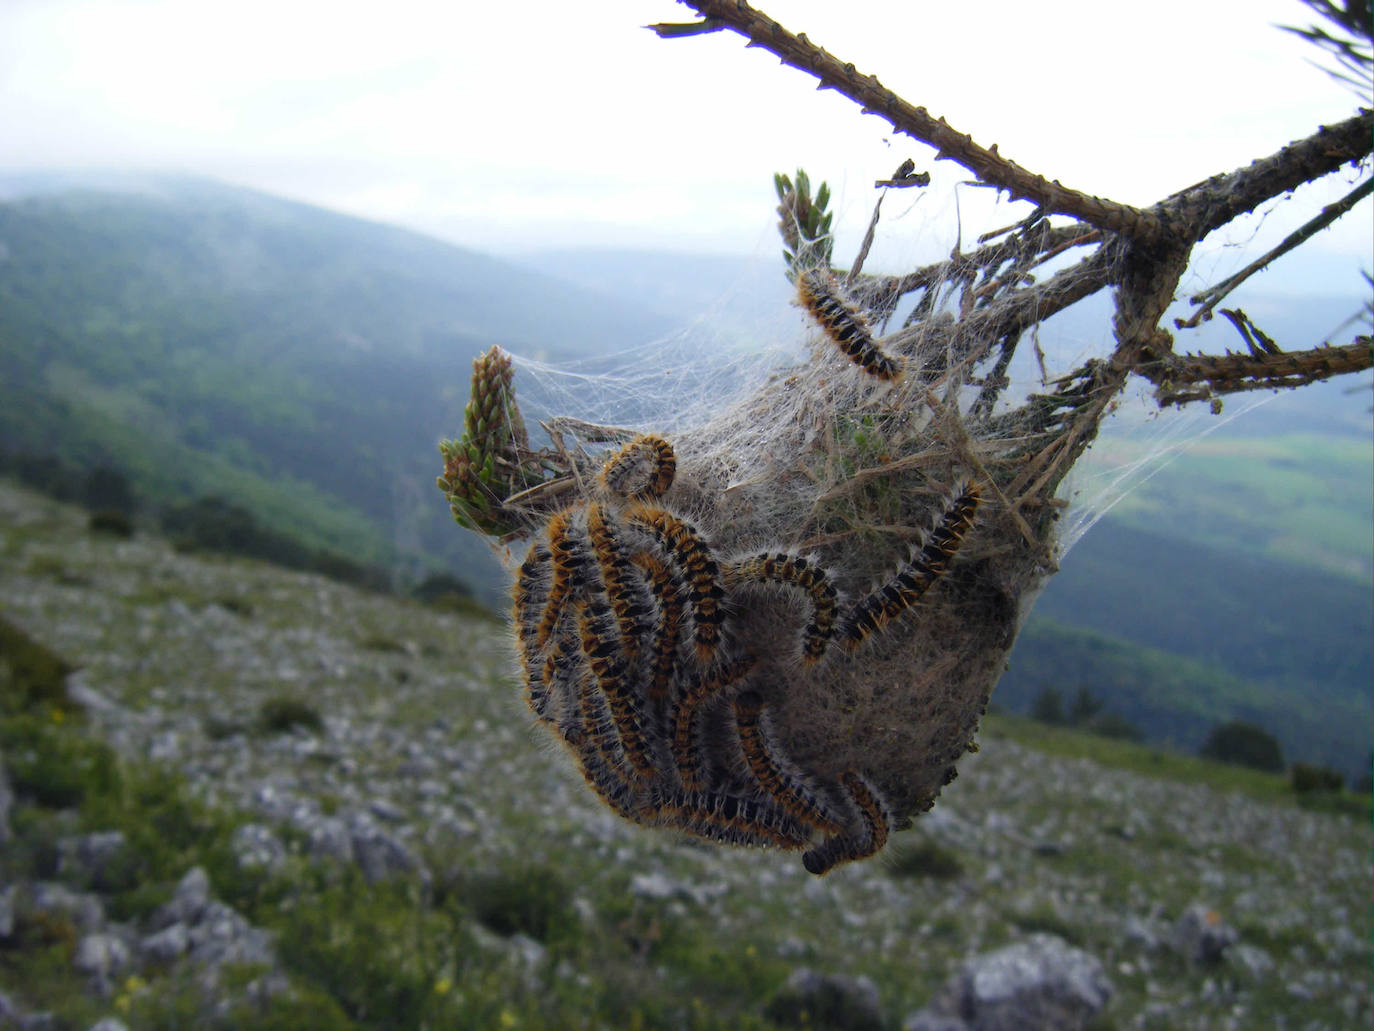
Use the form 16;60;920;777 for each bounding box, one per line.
599;433;677;499
505;419;977;874
629;550;685;709
733;690;844;833
797;268;903;381
727;553;838;664
513;542;553;719
578;597;657;779
670;657;756;793
588;503;655;662
574;671;645;822
839;481;981;650
535;510;598;649
626;504;725;661
652;788;811;850
801;771;893;875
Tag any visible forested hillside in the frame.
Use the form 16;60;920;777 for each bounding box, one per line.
0;174;672;587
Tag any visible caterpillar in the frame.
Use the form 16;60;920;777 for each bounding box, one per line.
629;550;685;710
728;553;839;664
587;503;655;662
797;268;903;381
578;597;657;779
599;433;677;499
574;672;645;822
670;657;756;793
839;481;980;650
734;690;844;833
651;788;811;850
513;542;554;719
537;510;600;649
626;504;725;661
801;771;893;875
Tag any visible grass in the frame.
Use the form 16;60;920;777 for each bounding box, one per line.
0;706;794;1030
1;482;1369;1031
1095;432;1373;580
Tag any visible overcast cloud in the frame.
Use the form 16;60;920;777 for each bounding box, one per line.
1;0;1369;291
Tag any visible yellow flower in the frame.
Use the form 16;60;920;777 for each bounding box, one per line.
433;977;452;996
499;1009;518;1028
50;707;65;724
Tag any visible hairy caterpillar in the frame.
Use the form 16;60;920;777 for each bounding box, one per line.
797;268;903;381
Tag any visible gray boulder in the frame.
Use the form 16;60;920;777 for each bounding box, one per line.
29;882;106;933
73;932;134;994
141;867;276;975
57;831;128;889
350;820;424;885
230;823;287;872
909;934;1112;1031
1169;904;1239;965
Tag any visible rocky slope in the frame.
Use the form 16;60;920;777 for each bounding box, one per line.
0;481;1369;1030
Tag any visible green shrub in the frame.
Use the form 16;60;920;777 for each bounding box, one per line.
83;464;137;515
256;697;323;735
1290;762;1344;794
1087;713;1144;742
464;862;575;943
1199;720;1285;773
0;715;120;809
411;572;472;602
1030;686;1066;725
0;616;74;716
89;508;135;537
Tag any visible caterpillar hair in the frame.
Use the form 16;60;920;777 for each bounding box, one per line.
587;503;655;661
838;481;981;650
578;597;657;779
652;788;811;850
537;511;600;649
626;504;725;661
574;678;645;821
629;550;686;709
669;656;756;793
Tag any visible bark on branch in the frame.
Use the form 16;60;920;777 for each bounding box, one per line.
1144;337;1374;405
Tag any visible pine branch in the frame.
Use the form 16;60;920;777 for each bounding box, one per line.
1151;111;1372;244
1146;337;1373;406
658;0;1165;239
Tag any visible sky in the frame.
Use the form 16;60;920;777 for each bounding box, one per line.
1;0;1370;291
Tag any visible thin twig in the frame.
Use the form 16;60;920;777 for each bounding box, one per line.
1176;176;1373;329
848;191;884;284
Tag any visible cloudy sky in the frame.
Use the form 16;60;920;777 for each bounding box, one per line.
1;0;1369;289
